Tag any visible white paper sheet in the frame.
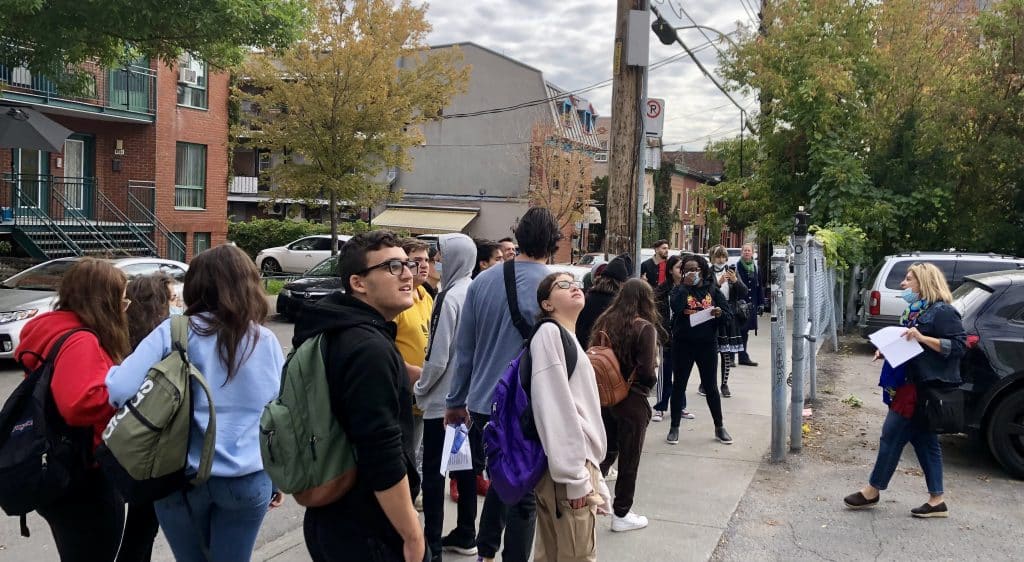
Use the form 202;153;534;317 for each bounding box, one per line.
689;307;715;327
439;424;473;476
868;326;924;368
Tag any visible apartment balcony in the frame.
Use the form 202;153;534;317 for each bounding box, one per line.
230;176;259;195
0;52;156;123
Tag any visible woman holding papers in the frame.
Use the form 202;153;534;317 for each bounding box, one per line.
844;262;966;518
667;254;735;446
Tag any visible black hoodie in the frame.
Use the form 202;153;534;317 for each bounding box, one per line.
294;292;418;542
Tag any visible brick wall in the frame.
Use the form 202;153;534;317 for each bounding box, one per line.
153;61;230;260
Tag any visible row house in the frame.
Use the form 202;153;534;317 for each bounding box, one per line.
1;50;229;261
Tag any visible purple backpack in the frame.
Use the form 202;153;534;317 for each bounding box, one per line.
482;260;579;504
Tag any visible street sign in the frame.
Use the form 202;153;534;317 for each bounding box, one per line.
644;98;664;137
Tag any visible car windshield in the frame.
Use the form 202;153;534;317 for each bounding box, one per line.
952;280;993;316
1;260;76;291
305;256;338;277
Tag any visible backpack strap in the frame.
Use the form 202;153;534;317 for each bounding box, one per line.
504;259;533;341
171;316;217;486
520;318;578;397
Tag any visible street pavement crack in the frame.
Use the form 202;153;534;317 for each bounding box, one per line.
786;520;838;562
869;514;884;561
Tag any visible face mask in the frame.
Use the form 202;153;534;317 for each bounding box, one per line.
169;305;184;316
434;262;442;273
684;271;700;285
712;263;726;272
901;288;920;303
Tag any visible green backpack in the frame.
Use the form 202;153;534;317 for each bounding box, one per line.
96;315;217;502
260;332;356;507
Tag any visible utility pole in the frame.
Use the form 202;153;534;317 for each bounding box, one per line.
757;0;772;298
790;206;810;452
606;0;648;259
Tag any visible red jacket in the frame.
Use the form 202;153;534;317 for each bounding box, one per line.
16;311;116;450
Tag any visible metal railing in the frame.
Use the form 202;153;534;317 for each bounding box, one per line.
2;174;84;256
127;181;187;260
0;53;157;116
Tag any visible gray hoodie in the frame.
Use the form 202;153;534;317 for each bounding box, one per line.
414;233;476;418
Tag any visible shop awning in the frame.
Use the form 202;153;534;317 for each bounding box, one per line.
372;207;479;233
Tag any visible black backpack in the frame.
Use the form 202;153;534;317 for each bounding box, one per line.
0;329;95;537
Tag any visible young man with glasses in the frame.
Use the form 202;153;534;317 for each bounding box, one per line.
445;208;562;562
296;230;426;562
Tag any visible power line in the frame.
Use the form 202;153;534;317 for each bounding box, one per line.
677;3;729;62
738;0;758;26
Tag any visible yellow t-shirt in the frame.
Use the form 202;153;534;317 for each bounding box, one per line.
394;285;433;368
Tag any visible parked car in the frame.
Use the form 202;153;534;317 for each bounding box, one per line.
0;257;189;359
275;256;343;321
256;235;350;274
952;270;1024;479
576;253;609;267
859;252;1024;337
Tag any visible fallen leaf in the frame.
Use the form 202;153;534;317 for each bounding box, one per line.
765;519;781;526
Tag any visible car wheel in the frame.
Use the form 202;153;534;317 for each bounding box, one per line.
261;258;282;274
986;389;1024;480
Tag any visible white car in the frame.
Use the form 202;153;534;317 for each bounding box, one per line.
255;235;351;274
0;257;189;359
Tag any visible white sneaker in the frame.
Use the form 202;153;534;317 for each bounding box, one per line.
652;410;664;422
605;467;618;481
611;512;649;532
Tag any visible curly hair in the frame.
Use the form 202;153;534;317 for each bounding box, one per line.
125;273;173;350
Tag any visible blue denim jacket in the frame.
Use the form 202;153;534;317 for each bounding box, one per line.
906;302;966;385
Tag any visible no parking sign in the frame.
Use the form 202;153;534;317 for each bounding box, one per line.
644;98;664;137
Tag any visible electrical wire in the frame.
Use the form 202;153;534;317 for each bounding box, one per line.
738;0;758;26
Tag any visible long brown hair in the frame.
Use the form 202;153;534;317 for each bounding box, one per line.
56;258;130;362
126;273;173;350
183;245;268;381
591;278;667;371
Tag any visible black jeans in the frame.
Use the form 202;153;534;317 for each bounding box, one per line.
422;418;478;556
36;468;125;562
470;411;537;562
116;502;159;562
739;330;751;362
653;345;676;412
671;343;724;428
599;392;652;517
304;512;432;562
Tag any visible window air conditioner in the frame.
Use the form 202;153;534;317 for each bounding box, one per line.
178;67;199;86
593;152;608;163
268;203;284;215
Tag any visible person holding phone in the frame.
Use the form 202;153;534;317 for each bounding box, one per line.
666;254;734;445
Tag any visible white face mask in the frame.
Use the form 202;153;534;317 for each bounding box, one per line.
169;305;184;316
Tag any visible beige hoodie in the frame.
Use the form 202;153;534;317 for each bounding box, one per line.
530;322;612;505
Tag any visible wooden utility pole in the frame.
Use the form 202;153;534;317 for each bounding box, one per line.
605;0;645;257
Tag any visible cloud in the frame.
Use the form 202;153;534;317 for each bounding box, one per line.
417;0;759;151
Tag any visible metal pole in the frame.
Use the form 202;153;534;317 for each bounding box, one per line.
770;249;788;463
634;0;649;276
807;240;818;404
790;207;810;452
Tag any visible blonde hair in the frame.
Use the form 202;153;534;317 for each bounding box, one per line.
708;245;729;261
907;262;953;304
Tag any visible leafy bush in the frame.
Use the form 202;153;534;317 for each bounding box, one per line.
810;223;869;272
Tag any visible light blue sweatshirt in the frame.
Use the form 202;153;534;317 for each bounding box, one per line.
105;314;284;478
446;259;549;415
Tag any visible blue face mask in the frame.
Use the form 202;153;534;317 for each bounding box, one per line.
169;305;184;316
434;261;442;274
901;288;920;303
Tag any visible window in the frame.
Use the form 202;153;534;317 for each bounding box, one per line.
307;256;338;277
177;53;207;109
160;264;187;282
193;232;211;256
884;260;956;290
169;233;187;262
675;193;681;210
953;259;1024;289
175;143;206;209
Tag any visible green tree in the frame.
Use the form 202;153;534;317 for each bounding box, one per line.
0;0;306;87
239;0;470;252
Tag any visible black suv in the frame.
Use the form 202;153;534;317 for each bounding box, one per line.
275;256;342;321
953;270;1024;479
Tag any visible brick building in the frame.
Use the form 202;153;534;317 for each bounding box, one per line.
1;53;229;261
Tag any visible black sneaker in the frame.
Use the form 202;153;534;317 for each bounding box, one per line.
666;427;680;444
843;491;880;509
911;502;948;518
698;385;706;396
441;532;478;555
715;426;734;444
720;384;732;398
739;359;759;366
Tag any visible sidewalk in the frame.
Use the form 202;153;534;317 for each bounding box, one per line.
251;326;776;562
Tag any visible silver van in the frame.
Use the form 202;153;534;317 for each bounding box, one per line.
859;252;1024;337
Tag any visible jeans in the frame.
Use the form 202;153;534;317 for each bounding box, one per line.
599;392;652;517
471;411;537;562
304;514;432;562
671;343;723;428
36;468;125;562
869;409;945;495
422;418;478;556
154;470;273;562
653;346;676;412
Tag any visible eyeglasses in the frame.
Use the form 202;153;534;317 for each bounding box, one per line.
553;280;582;290
358;259;419;277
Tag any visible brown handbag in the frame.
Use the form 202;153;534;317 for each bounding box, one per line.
587;330;636;407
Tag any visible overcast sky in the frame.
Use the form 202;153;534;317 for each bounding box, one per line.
417;0;760;152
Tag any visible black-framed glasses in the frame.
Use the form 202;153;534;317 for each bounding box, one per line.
358;259;419;277
553;280;582;290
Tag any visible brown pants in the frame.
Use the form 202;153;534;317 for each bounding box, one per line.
533;463;601;562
